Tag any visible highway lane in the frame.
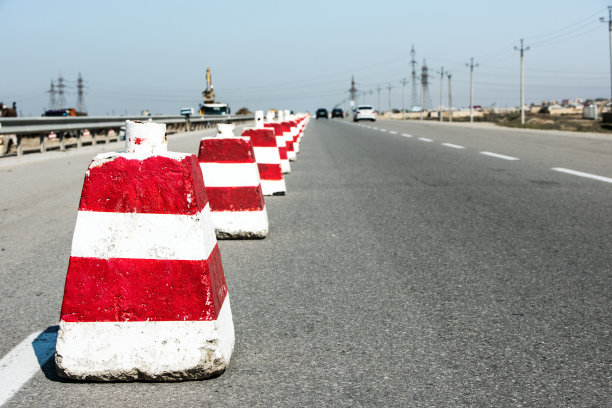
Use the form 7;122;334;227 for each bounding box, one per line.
1;119;610;406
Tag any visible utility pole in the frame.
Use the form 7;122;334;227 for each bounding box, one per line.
514;39;530;125
377;84;382;113
387;83;393;112
349;75;358;112
438;67;444;122
447;73;453;122
369;89;374;106
466;57;479;123
401;78;408;119
601;6;612;106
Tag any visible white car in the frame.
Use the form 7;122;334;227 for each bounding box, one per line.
353;105;376;122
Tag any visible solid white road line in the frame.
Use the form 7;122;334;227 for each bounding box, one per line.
479;151;520;161
552;168;612;184
389;131;398;135
401;133;413;138
418;137;433;142
0;329;56;406
442;143;465;149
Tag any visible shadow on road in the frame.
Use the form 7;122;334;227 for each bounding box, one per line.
32;325;65;382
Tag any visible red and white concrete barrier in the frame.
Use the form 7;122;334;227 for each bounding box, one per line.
55;120;234;381
242;111;286;196
264;111;291;174
198;123;268;238
277;110;296;162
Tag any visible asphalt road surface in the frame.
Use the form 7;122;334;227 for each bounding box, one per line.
0;119;610;406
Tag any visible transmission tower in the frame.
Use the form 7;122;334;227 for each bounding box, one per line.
47;80;56;110
76;72;86;113
420;60;433;110
348;75;357;109
410;45;418;109
56;74;66;108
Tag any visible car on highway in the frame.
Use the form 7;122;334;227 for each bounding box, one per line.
353;105;376;122
331;108;344;118
316;108;329;119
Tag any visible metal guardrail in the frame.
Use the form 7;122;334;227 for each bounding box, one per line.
0;114;254;156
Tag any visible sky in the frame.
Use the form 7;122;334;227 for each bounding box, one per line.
0;0;610;116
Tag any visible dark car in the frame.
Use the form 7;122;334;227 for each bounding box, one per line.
316;108;328;119
331;108;344;118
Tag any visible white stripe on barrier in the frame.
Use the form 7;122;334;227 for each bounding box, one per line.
252;146;281;164
71;206;217;261
210;207;269;237
199;162;261;187
56;297;234;380
260;179;286;196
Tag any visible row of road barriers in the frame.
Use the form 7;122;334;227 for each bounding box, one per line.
0;114;254;157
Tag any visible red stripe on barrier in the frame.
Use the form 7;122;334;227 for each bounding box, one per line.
79;155;207;215
60;245;227;322
206;186;265;211
264;123;282;136
279;146;288;160
198;138;255;163
258;163;283;180
241;128;277;147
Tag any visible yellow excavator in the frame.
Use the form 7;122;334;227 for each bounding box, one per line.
199;67;230;115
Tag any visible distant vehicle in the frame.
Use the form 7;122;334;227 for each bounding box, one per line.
353;105;376;122
316;108;328;119
331;108;344;118
44;108;77;117
200;103;230;115
180;107;194;116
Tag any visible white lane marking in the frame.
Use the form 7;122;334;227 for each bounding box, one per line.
552;168;612;184
418;137;433;142
389;131;398;135
372;127;379;130
0;329;56;406
401;133;413;138
442;143;465;149
479;151;520;161
380;129;387;132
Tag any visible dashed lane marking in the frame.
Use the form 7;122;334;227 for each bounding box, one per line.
479;151;520;161
442;143;465;149
389;130;398;134
380;129;387;132
401;133;413;138
418;137;433;142
552;168;612;184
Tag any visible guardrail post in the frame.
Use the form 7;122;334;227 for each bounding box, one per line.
77;130;82;148
105;130;110;144
91;131;97;146
40;134;46;153
60;132;66;151
16;135;23;156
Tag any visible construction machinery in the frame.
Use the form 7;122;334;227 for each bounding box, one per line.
199;67;230;115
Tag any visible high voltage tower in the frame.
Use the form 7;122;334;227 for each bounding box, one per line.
56;74;66;108
420;60;432;110
47;80;56;109
45;73;87;112
76;72;86;113
348;75;357;109
410;45;418;109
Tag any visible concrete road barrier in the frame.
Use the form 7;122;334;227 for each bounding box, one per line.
198;124;268;239
55;120;234;381
242;111;287;196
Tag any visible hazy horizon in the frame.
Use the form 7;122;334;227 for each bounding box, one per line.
1;0;610;116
